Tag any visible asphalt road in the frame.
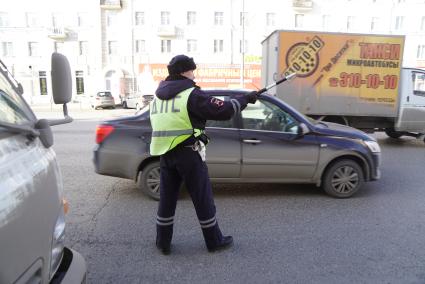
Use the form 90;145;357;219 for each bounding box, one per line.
43;109;425;284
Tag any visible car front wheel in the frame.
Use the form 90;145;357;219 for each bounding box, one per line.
322;159;364;198
137;161;160;200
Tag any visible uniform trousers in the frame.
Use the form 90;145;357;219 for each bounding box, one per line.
156;144;225;249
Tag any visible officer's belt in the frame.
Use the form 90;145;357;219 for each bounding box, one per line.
151;129;193;137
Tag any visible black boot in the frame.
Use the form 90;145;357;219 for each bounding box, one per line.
156;240;171;255
207;236;233;252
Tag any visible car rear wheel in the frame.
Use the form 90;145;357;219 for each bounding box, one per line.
137;161;161;200
322;159;364;198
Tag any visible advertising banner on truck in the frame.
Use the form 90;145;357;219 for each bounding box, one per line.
278;31;405;109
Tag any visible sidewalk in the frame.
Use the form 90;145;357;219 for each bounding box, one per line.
31;102;138;120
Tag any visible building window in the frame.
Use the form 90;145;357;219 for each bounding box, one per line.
79;41;88;56
187;11;196;25
108;41;118;55
1;42;13;57
240;40;248;54
161;40;171;53
347;16;355;30
395;16;404;30
295;14;304;28
0;12;9;27
107;11;118;27
135;40;145;53
371;17;379;31
322;15;330;30
26;13;39;27
39;71;48;96
76;71;85;95
54;42;64;53
78;13;88;27
28;42;39;57
187;39;197;53
266;13;275;26
417;45;425;59
214;12;224;26
214;39;223;53
135;12;144;25
52;13;63;27
421;16;425;31
240;12;248;26
161;11;170;25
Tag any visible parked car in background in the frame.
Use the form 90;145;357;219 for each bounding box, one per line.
140;94;154;108
90;91;115;110
123;93;154;110
0;54;86;283
123;92;141;109
93;90;381;201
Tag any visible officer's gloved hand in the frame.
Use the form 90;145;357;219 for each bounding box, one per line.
246;91;258;104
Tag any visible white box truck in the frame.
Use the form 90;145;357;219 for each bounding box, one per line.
262;30;425;141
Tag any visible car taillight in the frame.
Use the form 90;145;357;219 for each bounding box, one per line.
96;125;115;144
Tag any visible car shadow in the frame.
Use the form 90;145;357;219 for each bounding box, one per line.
190;183;324;200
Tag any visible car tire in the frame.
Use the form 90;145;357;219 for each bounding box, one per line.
137;161;161;200
384;128;403;139
322;159;364;198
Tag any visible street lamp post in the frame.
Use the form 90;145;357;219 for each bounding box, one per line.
240;0;245;88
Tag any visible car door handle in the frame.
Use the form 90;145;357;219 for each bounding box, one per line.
243;139;262;144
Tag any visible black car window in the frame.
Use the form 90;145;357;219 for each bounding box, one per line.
206;96;234;128
241;99;298;133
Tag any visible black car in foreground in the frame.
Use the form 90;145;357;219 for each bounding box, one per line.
93;90;381;200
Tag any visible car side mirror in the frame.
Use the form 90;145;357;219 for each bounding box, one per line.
51;52;72;104
297;123;310;136
48;52;73;126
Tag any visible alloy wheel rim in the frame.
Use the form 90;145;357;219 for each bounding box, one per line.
147;167;160;194
331;166;359;193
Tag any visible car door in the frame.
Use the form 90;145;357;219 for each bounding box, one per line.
240;99;319;181
205;96;241;178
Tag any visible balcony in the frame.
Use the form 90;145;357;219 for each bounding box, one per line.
292;0;313;11
100;0;122;10
47;27;68;40
157;25;177;37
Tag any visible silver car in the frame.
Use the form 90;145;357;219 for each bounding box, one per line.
93;90;381;200
90;91;116;109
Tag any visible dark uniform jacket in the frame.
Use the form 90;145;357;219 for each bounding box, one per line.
155;74;250;145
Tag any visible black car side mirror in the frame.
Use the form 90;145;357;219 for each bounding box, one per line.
297;123;310;136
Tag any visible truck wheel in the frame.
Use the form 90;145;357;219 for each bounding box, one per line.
322;159;364;198
137;161;160;200
384;128;403;139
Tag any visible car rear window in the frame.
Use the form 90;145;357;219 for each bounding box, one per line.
98;92;112;97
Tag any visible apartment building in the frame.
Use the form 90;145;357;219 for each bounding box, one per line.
1;0;424;104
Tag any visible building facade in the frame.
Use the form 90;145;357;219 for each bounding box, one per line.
1;0;424;104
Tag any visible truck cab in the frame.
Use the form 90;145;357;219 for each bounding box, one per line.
0;54;87;283
395;68;425;133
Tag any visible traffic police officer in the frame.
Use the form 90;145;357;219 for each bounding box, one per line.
150;54;257;254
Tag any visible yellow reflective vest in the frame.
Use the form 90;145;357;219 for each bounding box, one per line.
149;87;202;156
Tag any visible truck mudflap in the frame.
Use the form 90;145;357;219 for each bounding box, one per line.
51;247;87;284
